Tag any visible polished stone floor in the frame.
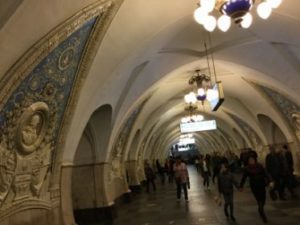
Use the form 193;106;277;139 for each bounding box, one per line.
111;167;300;225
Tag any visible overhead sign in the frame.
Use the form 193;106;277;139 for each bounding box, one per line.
208;81;224;112
179;138;195;145
180;120;217;133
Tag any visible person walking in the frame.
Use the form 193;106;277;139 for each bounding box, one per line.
174;157;190;202
202;155;211;190
240;156;271;223
144;162;156;193
280;145;297;198
212;152;222;184
218;163;240;221
195;157;200;172
265;146;285;200
156;159;165;185
168;157;175;183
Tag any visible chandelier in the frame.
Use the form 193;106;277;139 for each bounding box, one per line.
182;92;204;123
188;70;218;102
181;90;204;123
185;70;219;106
193;0;283;32
182;39;224;113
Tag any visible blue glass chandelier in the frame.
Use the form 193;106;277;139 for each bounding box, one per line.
194;0;283;32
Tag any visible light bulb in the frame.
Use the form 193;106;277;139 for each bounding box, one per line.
196;115;204;121
200;0;216;13
181;117;188;123
241;13;253;28
203;15;217;32
217;15;231;32
266;0;282;8
189;92;197;103
257;2;272;19
184;94;190;103
194;7;208;25
198;88;205;96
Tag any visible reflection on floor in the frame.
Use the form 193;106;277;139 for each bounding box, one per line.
111;167;300;225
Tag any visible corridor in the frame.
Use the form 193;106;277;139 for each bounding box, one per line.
1;1;300;225
112;167;300;225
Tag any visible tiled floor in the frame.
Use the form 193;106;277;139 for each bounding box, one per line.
112;167;300;225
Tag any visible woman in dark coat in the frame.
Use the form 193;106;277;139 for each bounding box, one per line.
240;156;270;223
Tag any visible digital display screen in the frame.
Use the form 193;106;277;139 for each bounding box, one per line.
180;120;217;133
208;81;224;111
179;138;195;145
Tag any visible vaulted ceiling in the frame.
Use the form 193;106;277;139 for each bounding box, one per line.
0;0;300;163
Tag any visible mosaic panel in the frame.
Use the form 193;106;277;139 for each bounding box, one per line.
0;17;97;212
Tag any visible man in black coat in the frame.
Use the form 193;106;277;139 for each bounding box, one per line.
265;146;285;200
282;145;297;197
218;163;240;221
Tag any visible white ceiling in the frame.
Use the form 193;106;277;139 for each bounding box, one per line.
0;0;299;162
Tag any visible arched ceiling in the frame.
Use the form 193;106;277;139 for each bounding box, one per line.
0;0;299;162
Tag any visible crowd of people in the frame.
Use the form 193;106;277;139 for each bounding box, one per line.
144;144;298;224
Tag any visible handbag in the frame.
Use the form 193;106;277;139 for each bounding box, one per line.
214;196;222;206
269;185;277;201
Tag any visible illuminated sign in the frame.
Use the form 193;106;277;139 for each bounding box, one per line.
180;120;217;133
208;81;224;112
179;138;195;145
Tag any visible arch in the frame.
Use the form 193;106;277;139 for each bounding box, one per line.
127;129;141;160
126;129;142;187
72;124;97;222
257;114;288;145
2;1;300;224
232;128;247;149
89;104;113;162
71;104;113;224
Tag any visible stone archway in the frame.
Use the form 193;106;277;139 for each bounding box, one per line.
257;114;288;146
126;129;142;190
71;104;113;225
